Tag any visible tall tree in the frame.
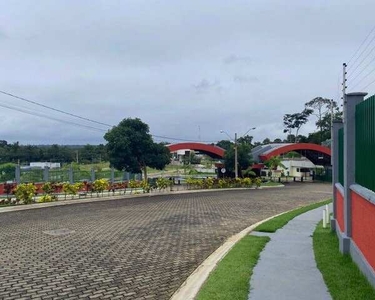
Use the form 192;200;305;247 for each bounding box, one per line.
237;135;254;146
104;118;170;181
305;97;336;144
223;143;252;176
216;140;233;151
283;108;313;142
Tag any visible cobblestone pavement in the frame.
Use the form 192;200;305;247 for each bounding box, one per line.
0;183;331;300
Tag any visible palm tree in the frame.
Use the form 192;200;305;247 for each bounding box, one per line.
264;156;286;177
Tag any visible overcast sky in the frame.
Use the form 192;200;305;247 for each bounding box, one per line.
1;0;375;145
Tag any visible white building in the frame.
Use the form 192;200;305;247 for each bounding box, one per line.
29;162;61;169
275;158;323;178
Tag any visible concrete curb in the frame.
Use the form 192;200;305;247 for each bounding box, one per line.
169;210;289;300
0;185;284;214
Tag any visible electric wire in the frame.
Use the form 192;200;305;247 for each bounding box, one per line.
360;77;375;91
0;90;113;128
349;54;375;84
349;65;375;91
0;89;220;143
347;25;375;71
348;42;375;79
0;102;107;133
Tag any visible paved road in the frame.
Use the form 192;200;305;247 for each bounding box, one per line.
0;183;331;300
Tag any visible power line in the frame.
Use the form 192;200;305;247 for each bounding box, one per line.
0;89;219;143
0;102;107;133
349;64;375;91
0;90;113;128
151;134;217;143
347;25;375;70
348;42;375;78
360;77;375;91
349;54;375;84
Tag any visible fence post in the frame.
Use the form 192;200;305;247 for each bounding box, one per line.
69;165;74;184
43;166;49;182
331;120;343;230
91;167;95;182
15;165;21;184
342;92;367;253
124;172;130;181
110;167;115;184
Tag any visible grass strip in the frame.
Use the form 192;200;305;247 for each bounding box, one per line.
196;235;269;300
254;199;332;232
260;181;283;187
313;222;375;299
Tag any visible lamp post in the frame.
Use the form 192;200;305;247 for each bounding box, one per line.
220;127;256;179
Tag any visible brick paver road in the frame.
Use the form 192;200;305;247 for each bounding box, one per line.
0;183;331;300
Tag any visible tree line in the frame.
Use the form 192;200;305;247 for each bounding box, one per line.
0;141;109;165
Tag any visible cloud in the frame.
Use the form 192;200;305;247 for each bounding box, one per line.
223;54;252;65
193;79;221;93
233;75;259;84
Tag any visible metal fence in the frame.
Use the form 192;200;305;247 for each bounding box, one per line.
14;166;141;184
355;94;375;192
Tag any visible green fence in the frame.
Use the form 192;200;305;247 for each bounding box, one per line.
49;169;70;182
20;169;44;183
338;127;344;186
355;95;375;192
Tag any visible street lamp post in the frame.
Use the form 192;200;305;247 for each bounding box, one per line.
220;127;256;179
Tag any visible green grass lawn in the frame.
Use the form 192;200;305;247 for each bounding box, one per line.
196;235;270;300
260;181;283;187
196;199;333;300
313;222;375;299
254;199;332;232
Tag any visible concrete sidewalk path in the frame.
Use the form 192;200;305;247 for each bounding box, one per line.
248;205;332;300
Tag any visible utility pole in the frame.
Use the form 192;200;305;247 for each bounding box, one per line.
76;150;79;164
234;132;238;179
342;63;347;120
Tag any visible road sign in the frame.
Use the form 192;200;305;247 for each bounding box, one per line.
221;168;226;174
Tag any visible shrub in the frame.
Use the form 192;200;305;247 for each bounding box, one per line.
218;179;229;188
14;183;36;204
42;182;54;195
92;179;109;196
242;177;252;187
156;177;169;191
128;180;140;193
254;177;262;188
38;194;56;203
203;177;214;189
140;181;151;193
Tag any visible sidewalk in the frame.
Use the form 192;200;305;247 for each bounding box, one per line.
248;205;332;300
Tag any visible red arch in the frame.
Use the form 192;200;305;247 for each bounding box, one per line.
259;143;331;161
167;142;225;158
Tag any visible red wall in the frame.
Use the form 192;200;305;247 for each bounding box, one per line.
336;188;345;232
352;191;375;272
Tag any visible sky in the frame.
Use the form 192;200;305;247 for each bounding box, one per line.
1;0;375;145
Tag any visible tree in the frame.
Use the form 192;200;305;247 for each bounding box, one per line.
104;118;171;181
237;135;253;146
273;138;282;143
216;140;233;151
283;108;313;142
262;138;271;145
223;143;253;176
264;156;286;177
305;97;336;144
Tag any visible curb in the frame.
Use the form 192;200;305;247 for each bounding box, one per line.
169;210;289;300
0;185;284;214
